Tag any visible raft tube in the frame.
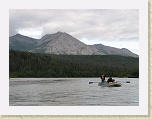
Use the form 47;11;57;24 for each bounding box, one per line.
98;82;122;87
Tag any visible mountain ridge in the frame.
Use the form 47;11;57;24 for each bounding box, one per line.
92;44;138;57
9;33;38;51
9;31;138;57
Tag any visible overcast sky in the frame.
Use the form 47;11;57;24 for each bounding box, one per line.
9;9;139;55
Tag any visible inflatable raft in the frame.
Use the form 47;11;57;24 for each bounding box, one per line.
98;81;122;87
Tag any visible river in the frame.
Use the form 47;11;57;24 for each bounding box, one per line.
9;78;139;106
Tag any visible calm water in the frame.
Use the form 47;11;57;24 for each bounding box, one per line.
9;78;139;106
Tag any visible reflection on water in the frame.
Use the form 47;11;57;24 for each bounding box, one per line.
9;78;139;106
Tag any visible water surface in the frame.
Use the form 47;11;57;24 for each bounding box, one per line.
9;78;139;106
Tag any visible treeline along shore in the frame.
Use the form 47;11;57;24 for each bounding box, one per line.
9;49;139;78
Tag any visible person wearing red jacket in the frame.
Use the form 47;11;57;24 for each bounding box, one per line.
101;74;105;82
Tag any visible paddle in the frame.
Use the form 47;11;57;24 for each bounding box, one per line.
113;81;130;84
115;81;130;83
89;82;99;84
89;81;130;84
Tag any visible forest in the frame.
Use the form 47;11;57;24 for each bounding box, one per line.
9;49;139;78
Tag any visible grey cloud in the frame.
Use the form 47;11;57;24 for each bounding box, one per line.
9;9;139;41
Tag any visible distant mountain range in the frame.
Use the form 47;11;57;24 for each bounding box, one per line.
9;31;138;57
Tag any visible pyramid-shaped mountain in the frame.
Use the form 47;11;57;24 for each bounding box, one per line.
31;31;103;55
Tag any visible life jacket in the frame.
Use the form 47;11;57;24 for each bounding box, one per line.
107;77;112;82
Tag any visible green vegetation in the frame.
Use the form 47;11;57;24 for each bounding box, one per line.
9;49;139;78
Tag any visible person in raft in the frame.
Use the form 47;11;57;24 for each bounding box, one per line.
101;74;105;82
107;77;115;83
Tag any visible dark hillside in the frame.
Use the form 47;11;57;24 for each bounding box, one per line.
9;34;38;51
9;49;139;78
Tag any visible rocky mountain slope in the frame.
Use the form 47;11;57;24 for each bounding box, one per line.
92;44;138;57
9;31;138;57
30;31;103;55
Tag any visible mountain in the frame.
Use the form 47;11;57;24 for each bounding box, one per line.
30;31;103;55
92;44;138;57
9;31;138;57
9;34;38;51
